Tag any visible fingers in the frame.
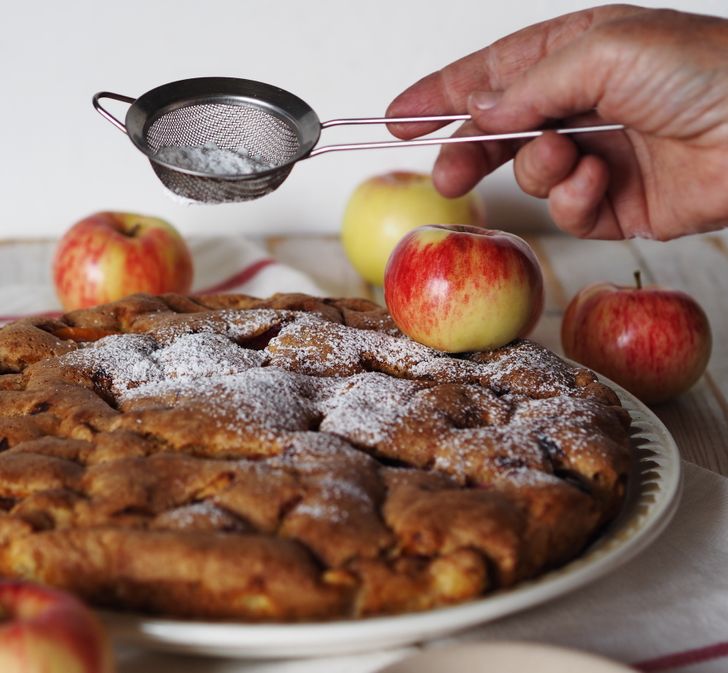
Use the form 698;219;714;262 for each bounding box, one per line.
512;133;621;238
431;122;517;197
467;43;607;134
386;71;456;139
385;4;650;238
546;154;624;239
432;138;491;198
513;134;626;239
467;9;653;134
513;132;579;198
387;5;642;139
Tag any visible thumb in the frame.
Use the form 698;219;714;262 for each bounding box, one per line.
467;91;503;117
467;34;620;132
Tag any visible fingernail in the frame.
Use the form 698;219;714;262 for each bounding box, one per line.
468;91;501;112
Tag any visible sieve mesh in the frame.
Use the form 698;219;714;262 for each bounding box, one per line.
145;102;301;203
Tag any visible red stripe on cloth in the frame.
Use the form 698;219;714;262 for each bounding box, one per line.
194;258;277;295
634;641;728;671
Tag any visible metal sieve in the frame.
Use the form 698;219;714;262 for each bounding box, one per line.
93;76;624;204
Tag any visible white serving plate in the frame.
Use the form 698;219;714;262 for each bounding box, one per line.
104;381;682;659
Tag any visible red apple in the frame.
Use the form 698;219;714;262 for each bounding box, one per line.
0;581;114;672
384;224;544;352
561;273;712;404
53;211;194;311
341;171;485;286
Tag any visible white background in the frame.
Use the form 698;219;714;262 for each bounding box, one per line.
3;0;727;239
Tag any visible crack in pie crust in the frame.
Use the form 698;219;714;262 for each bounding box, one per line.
0;292;631;621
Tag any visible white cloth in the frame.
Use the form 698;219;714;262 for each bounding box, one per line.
0;236;326;322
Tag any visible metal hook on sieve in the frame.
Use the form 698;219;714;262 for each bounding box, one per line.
93;92;135;134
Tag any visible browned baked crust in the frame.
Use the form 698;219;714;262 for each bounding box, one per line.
0;293;631;621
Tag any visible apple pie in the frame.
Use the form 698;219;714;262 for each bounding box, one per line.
0;292;631;621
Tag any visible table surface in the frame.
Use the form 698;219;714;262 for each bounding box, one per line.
263;229;728;478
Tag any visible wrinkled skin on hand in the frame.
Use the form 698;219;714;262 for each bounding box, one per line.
387;5;728;241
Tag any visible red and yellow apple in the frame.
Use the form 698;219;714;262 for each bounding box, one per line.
341;171;485;286
384;224;544;352
53;211;194;311
561;273;712;403
0;581;114;672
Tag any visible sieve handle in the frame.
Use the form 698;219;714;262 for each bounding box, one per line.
311;115;624;156
92;92;136;133
320;114;471;129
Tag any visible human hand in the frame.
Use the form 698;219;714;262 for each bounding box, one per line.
386;5;728;240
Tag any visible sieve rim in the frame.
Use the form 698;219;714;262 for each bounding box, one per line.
123;77;322;180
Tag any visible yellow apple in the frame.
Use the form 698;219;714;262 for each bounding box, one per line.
341;171;485;286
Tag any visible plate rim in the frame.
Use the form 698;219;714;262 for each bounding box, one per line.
105;376;683;657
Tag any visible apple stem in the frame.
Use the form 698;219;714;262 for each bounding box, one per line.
124;223;142;238
634;270;642;290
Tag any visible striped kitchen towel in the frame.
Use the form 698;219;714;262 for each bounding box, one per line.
0;235;328;324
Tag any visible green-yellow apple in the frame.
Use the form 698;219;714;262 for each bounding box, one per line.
0;581;115;673
53;211;194;311
341;171;485;286
562;273;712;404
384;224;544;352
